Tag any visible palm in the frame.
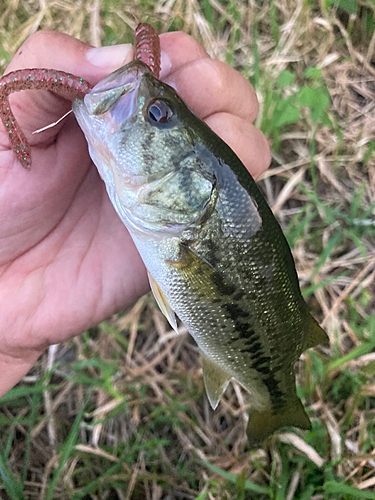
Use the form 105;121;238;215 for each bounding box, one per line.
0;30;270;393
0;112;148;360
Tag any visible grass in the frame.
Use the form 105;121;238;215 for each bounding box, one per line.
0;0;375;498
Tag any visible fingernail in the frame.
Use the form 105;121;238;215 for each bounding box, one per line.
86;44;133;69
159;51;171;79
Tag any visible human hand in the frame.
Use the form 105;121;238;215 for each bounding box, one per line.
0;30;271;397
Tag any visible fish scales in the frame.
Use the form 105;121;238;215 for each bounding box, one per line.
73;59;329;444
132;151;305;412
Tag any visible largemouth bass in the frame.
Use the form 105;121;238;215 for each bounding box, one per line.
73;59;329;444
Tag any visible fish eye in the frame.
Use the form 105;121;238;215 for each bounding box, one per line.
147;99;174;124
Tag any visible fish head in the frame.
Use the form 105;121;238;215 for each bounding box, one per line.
73;60;217;239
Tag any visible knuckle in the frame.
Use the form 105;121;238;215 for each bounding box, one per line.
193;58;229;94
162;31;208;59
190;58;259;120
19;31;70;61
22;30;54;50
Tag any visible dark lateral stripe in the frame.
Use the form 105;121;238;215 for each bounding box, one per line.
218;294;286;410
248;342;262;354
256;364;271;375
204;239;220;267
263;373;286;410
252;355;271;373
211;273;236;296
236;321;257;336
222;302;250;319
233;290;245;301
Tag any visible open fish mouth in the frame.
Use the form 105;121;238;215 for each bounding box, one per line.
72;61;152;193
73;60;151;139
83;60;150;120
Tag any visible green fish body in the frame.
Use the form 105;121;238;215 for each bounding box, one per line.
73;60;329;444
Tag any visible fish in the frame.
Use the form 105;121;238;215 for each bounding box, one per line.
72;59;329;444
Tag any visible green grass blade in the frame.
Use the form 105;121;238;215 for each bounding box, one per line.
345;229;368;256
193;493;209;500
310;229;342;280
362;202;375;219
299;185;338;224
21;388;42;484
363;140;375;165
0;385;57;404
270;0;279;43
286;208;318;248
45;387;94;500
350;183;366;220
302;271;349;297
201;459;270;495
0;449;24;499
300;484;315;500
327;341;375;372
71;450;130;499
4;421;16;463
324;480;375;499
252;20;259;90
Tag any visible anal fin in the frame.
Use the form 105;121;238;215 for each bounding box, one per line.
148;271;178;334
200;353;232;410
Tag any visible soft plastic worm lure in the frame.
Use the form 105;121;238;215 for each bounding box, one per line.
134;22;161;79
0;69;92;168
0;22;160;168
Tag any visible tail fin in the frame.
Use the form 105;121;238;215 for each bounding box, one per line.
306;315;330;350
247;397;311;446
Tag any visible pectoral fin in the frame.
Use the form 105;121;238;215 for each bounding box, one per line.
200;353;232;410
148;271;178;334
168;243;235;300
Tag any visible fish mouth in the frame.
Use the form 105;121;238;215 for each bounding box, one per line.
72;60;153;176
81;59;152;123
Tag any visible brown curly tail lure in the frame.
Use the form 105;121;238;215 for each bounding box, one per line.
0;22;161;169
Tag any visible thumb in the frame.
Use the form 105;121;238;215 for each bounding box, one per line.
3;31;133;144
